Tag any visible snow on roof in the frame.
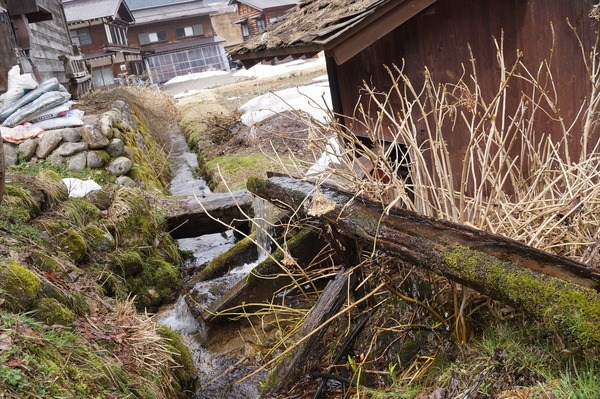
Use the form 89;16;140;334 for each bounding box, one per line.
131;2;217;24
229;0;297;10
62;0;130;23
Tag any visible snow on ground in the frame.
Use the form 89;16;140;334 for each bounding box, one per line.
233;56;326;80
173;89;206;99
239;81;331;126
164;70;229;86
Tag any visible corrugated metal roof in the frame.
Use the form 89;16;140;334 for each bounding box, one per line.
62;0;123;22
132;2;217;24
230;0;297;11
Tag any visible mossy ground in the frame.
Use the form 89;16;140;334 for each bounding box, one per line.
0;88;194;399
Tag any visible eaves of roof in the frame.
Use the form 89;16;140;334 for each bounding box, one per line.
230;0;436;66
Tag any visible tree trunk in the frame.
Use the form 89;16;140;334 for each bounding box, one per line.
247;175;600;348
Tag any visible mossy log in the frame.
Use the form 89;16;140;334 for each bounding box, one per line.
265;269;349;394
161;189;253;239
196;229;330;322
248;175;600;348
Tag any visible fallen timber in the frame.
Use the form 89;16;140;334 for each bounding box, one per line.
162;190;253;239
247;175;600;349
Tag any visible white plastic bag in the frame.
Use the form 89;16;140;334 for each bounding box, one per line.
7;65;38;92
33;109;84;130
28;101;73;123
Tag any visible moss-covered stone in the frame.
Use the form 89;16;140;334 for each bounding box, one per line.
3;182;40;217
83;224;116;252
130;258;180;308
157;325;199;393
61;198;104;227
59;230;88;264
84;188;113;211
93;150;111;166
34;169;69;208
33;297;75;325
110;249;144;276
29;250;66;272
0;260;41;311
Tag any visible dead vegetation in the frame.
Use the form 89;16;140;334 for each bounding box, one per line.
199;29;600;399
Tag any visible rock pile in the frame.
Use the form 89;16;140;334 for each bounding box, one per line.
3;100;139;187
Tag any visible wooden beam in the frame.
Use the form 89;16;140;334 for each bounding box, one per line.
247;175;600;348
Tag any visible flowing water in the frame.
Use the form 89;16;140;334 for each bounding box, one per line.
157;128;268;398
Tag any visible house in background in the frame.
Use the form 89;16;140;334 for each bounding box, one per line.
126;0;229;84
231;0;599;192
228;0;296;41
210;4;244;51
61;0;143;88
0;0;74;90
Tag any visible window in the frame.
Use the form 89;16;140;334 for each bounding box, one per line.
241;23;249;37
138;31;167;45
256;18;266;33
176;24;204;39
70;28;92;46
109;25;127;45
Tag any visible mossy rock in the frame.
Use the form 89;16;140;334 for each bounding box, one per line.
29;250;70;273
3;183;41;217
83;224;116;252
84;188;113;211
109;187;162;248
110;249;144;277
59;230;88;264
0;260;41;311
158;325;199;393
34;169;69;208
61;198;104;227
33;297;75;325
130;258;180;308
93;150;111;166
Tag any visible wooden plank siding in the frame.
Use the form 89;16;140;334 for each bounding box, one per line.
128;16;215;48
26;0;74;84
237;3;293;39
333;0;598;191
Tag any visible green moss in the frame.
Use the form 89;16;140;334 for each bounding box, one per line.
84;188;113;211
157;325;199;392
83;224;116;252
110;249;144;276
192;233;257;283
3;183;40;217
130;258;180;308
204;154;273;191
0;260;41;311
444;245;600;348
93;150;111;166
60;198;104;228
33;297;75;325
28;250;65;272
109;187;163;248
59;230;88;264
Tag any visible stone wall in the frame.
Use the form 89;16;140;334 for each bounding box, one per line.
3;100;138;187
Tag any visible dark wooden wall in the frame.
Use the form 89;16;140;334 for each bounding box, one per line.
128;15;215;48
334;0;598;189
0;0;19;91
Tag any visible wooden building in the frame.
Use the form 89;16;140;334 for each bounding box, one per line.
126;0;228;84
62;0;142;88
0;0;74;91
230;0;599;191
228;0;297;41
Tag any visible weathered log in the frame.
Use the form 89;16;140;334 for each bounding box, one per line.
265;269;349;393
195;229;330;322
161;190;253;239
248;175;600;348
